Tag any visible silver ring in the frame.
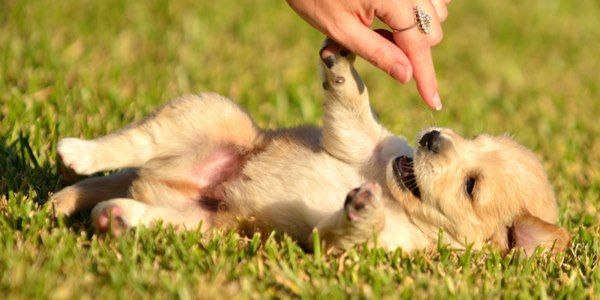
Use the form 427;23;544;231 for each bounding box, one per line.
393;6;431;34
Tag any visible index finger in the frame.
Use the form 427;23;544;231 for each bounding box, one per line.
378;2;443;110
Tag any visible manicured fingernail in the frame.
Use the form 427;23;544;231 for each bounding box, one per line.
432;92;442;111
390;64;410;83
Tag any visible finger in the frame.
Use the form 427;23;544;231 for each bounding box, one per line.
378;0;443;48
392;5;441;109
431;0;449;23
415;0;444;46
331;18;414;83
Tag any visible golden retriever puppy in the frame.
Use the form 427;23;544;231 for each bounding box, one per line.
49;40;570;255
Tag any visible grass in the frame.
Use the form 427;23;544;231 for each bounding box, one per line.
1;0;599;298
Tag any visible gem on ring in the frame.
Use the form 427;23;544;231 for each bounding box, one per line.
393;6;431;34
414;6;431;34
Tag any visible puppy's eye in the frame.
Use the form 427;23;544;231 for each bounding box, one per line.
465;177;476;197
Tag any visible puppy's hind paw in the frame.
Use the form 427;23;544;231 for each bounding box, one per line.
57;138;97;175
344;181;382;222
46;186;80;216
93;205;131;237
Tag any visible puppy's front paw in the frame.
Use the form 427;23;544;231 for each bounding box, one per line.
57;138;97;175
319;38;355;68
319;38;364;94
344;181;382;222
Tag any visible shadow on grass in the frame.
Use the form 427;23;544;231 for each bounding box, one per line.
0;132;94;231
0;131;60;204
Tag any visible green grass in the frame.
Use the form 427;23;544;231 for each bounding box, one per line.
1;0;599;298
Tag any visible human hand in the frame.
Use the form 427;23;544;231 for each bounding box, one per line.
286;0;450;110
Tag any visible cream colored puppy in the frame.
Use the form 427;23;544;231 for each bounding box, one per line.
49;40;570;255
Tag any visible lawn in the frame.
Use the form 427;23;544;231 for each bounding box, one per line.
1;0;599;298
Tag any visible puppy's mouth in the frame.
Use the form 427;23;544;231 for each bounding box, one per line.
393;156;421;199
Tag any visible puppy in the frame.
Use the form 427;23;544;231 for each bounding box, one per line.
49;40;570;255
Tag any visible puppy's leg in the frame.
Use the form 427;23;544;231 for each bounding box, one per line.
52;133;248;216
91;199;211;236
58;93;258;175
313;182;385;252
319;40;390;164
48;169;137;216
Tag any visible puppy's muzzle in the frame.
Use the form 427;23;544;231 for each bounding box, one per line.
419;130;441;153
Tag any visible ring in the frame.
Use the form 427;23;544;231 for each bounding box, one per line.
392;6;431;34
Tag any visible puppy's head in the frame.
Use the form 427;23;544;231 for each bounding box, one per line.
386;128;570;255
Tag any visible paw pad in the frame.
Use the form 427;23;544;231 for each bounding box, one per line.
344;182;382;221
96;206;129;236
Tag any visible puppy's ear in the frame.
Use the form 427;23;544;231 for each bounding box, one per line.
508;214;571;255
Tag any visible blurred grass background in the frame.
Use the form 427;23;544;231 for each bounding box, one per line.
1;0;599;298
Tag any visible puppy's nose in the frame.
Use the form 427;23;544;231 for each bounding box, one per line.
419;130;441;153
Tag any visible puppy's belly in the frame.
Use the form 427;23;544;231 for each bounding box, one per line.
135;146;249;209
224;148;364;240
191;147;245;189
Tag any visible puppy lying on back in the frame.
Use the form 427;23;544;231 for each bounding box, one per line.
49;40;570;255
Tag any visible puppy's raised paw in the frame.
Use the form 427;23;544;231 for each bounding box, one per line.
319;38;354;67
319;38;364;94
344;181;382;222
57;138;97;175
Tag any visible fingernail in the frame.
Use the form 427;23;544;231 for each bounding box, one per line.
432;92;442;111
390;64;410;83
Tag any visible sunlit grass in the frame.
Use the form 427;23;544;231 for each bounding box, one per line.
1;0;599;298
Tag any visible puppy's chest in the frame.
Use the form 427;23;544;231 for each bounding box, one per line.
376;206;435;252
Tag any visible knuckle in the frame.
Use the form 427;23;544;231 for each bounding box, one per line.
437;9;448;22
429;29;444;46
431;0;449;19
